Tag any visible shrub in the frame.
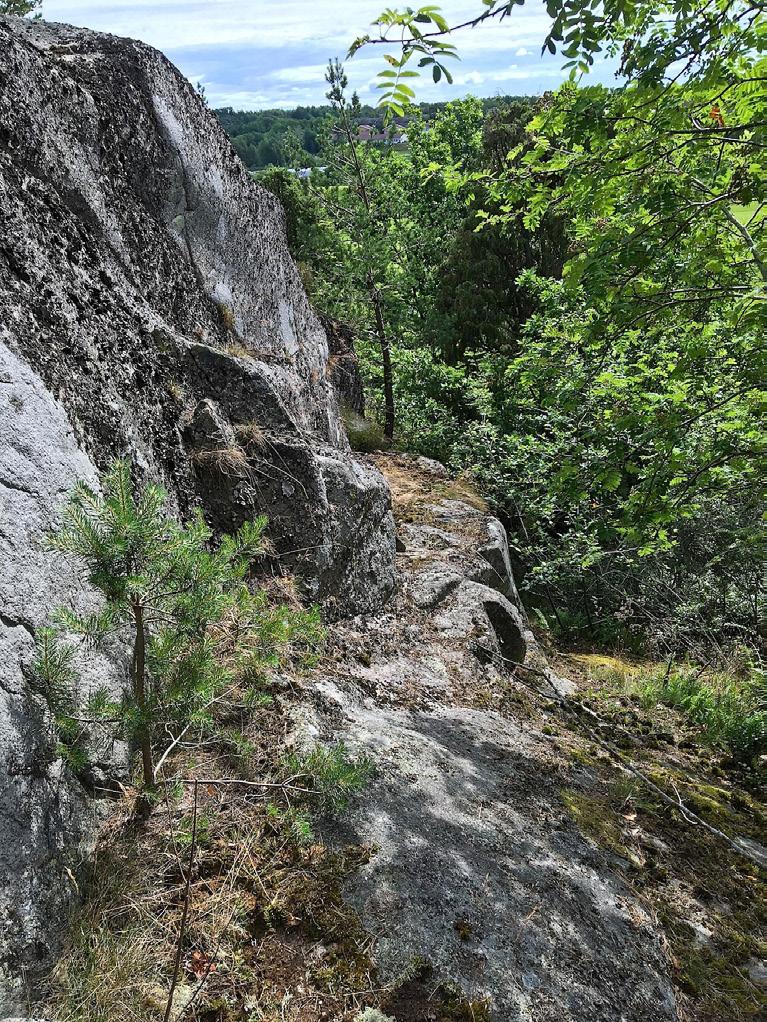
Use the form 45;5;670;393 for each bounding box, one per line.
38;459;321;786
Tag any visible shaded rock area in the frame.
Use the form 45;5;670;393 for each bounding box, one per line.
0;14;394;1010
320;314;366;416
0;15;395;615
294;455;677;1022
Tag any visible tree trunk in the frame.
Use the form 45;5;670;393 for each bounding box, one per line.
132;603;155;786
367;270;395;441
338;102;396;441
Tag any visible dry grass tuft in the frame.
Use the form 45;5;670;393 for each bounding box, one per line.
192;446;252;479
166;381;185;404
223;340;254;360
234;421;268;452
218;303;237;334
43;686;377;1022
260;573;303;608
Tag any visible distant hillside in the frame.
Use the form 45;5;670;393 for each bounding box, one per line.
214;96;530;170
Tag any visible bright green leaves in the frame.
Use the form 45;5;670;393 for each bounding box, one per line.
356;0;765;113
352;5;460;118
375;53;421;117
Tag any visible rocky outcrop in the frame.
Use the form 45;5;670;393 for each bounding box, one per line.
0;15;395;614
0;14;394;1009
296;455;677;1022
0;341;128;1014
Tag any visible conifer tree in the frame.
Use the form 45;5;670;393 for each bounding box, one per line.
40;460;317;787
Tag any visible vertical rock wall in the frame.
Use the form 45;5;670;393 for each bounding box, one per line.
0;15;395;1006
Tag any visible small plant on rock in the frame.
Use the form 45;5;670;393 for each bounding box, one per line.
39;459;320;787
285;741;374;811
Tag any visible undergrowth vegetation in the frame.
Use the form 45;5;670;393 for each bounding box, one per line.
45;747;376;1022
580;653;766;762
32;459;321;786
637;662;766;762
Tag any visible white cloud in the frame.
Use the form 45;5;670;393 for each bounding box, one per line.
491;66;549;81
454;70;485;85
40;0;617;107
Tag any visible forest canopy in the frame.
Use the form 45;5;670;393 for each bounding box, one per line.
216;0;766;664
215;95;529;169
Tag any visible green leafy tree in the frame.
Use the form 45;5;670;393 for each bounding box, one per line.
339;1;765;655
39;460;319;786
353;0;763;98
324;58;397;440
0;0;41;15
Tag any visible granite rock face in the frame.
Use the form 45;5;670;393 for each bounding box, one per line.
0;14;394;1008
0;341;127;1013
295;455;678;1022
0;15;395;614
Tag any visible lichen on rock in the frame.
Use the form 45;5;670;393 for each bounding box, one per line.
0;13;394;1008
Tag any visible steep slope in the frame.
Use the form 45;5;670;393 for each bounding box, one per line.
0;15;394;1011
0;15;394;612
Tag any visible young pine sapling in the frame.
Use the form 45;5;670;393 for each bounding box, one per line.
40;459;318;787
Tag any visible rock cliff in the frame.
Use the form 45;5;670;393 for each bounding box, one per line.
0;15;683;1022
0;14;393;1010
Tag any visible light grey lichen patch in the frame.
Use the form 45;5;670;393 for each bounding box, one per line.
0;341;126;1015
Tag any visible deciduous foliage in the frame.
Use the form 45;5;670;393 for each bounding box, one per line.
0;0;41;15
262;74;763;654
343;0;766;655
324;58;397;440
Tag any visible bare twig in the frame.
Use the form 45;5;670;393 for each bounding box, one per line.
163;779;198;1022
172;776;317;796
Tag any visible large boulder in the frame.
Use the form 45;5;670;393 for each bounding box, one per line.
0;14;395;1008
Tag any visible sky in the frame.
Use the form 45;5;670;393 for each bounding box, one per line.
40;0;618;110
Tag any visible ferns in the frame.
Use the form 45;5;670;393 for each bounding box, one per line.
639;661;766;761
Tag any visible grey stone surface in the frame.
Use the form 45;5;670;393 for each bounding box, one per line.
0;341;126;1014
321;314;366;416
0;15;395;616
294;456;677;1022
0;13;395;1006
475;516;524;609
747;958;767;989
